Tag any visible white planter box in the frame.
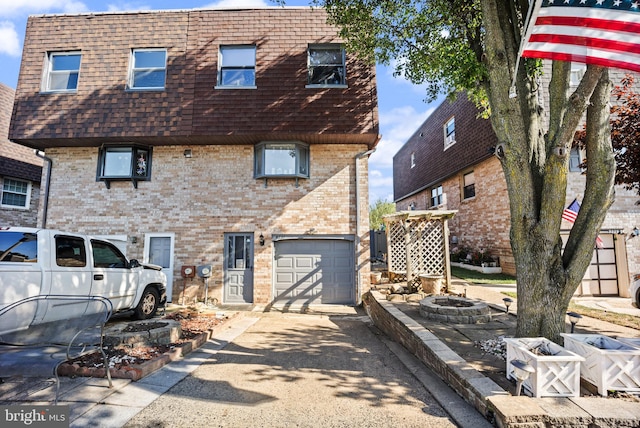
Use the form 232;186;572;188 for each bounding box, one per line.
561;333;640;396
504;337;584;398
450;262;502;274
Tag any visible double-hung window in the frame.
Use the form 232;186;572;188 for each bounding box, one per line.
444;117;456;150
254;141;309;179
97;146;152;188
307;44;346;87
410;152;416;168
463;171;475;200
430;185;443;208
129;49;167;90
217;45;256;88
43;52;81;92
1;178;31;209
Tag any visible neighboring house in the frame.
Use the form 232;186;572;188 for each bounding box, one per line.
0;83;42;226
9;7;379;306
394;71;639;298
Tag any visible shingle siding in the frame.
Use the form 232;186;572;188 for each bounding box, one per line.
10;8;378;149
393;93;497;202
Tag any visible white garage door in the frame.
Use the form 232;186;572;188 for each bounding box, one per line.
273;239;354;305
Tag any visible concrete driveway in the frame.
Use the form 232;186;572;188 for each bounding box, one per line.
123;309;459;428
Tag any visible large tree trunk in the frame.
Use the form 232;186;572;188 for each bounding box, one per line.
480;0;616;342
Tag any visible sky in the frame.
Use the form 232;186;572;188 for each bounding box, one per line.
0;0;442;204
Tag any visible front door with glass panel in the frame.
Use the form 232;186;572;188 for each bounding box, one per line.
144;234;174;302
224;233;254;304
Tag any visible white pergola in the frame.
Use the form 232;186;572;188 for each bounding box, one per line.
383;210;457;292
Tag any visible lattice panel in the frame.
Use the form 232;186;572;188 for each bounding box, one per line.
385;216;446;287
386;220;406;273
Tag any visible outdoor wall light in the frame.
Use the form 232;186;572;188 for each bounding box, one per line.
503;297;513;313
634;226;640;237
567;311;582;333
130;236;138;244
510;359;535;396
183;149;192;158
259;233;265;246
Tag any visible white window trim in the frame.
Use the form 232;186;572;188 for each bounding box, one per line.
215;45;257;90
462;171;476;200
41;51;81;93
127;48;167;91
306;44;347;88
410;152;415;168
444;116;456;150
1;177;32;210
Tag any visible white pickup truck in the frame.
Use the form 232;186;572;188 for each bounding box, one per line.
0;227;167;322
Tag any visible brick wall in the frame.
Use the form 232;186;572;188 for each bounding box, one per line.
397;156;515;275
43;143;371;303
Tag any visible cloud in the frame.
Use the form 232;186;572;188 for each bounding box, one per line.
370;105;433;169
106;2;151;12
0;0;88;17
200;0;270;8
0;21;20;56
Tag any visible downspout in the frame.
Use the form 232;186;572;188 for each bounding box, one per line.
354;144;378;305
35;150;51;229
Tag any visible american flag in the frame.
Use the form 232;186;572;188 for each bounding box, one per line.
562;199;604;248
521;0;640;73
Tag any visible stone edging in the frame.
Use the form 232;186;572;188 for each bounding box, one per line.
363;290;640;428
58;313;238;381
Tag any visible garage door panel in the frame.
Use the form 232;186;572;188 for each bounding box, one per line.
274;239;354;305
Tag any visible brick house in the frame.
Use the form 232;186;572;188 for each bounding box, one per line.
393;79;639;297
0;83;42;226
9;7;379;306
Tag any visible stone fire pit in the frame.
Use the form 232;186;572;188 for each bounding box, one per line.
419;296;491;324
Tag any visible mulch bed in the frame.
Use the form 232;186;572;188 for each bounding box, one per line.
58;309;231;381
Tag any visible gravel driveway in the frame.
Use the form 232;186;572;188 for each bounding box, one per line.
124;310;456;428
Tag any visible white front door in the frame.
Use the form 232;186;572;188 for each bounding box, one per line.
144;233;175;302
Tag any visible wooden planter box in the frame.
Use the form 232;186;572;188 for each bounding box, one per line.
561;333;640;396
504;337;584;398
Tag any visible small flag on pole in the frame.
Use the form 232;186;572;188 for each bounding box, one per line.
562;198;604;248
521;0;640;73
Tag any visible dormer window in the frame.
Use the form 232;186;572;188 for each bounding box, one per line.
444;117;456;150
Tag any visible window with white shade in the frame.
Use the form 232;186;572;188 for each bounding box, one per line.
444;117;456;150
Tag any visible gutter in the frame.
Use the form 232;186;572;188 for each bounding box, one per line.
354;145;377;305
35;151;51;229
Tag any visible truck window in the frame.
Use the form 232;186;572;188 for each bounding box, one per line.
55;236;87;267
0;232;37;262
92;240;127;268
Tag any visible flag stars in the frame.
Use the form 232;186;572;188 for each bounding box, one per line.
596;0;605;4
613;0;622;6
633;1;639;8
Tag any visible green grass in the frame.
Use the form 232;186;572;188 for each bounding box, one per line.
497;291;640;330
451;266;517;285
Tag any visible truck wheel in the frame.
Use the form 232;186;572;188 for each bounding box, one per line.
134;287;160;319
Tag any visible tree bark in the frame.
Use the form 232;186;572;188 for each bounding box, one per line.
480;0;616;342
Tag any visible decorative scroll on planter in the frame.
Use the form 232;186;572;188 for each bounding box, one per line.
561;334;640;396
504;337;584;398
